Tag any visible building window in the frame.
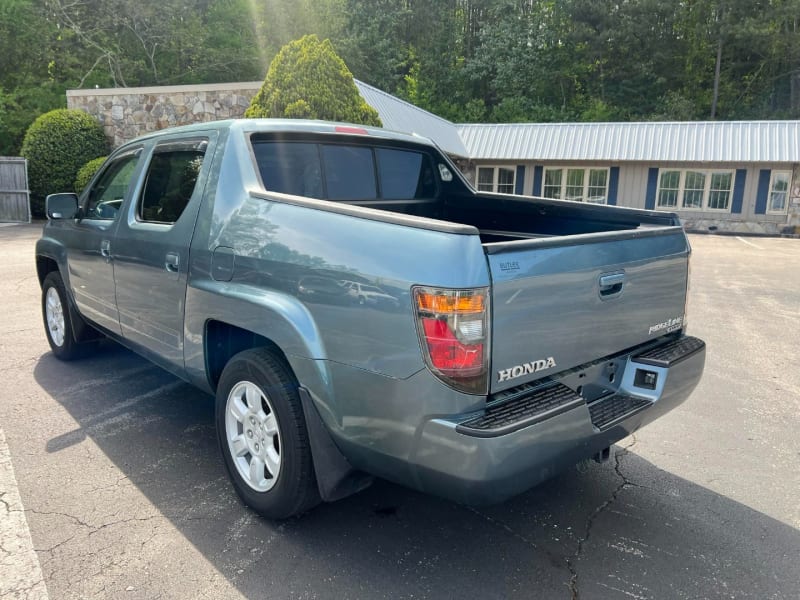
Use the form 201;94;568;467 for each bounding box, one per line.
708;172;733;210
767;171;791;214
656;169;734;211
657;171;680;208
476;166;516;194
542;167;609;204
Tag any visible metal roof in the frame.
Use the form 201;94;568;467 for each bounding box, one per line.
456;121;800;163
354;80;470;157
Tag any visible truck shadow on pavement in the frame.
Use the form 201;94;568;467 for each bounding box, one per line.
33;345;799;600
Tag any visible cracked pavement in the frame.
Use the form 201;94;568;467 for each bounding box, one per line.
1;224;798;599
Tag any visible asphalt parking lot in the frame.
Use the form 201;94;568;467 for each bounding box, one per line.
1;223;798;600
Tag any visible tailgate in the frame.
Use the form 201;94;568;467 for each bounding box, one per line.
487;228;689;393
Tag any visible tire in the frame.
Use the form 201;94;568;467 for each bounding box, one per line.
41;271;96;361
215;348;320;519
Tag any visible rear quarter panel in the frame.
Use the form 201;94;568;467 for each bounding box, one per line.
184;129;490;456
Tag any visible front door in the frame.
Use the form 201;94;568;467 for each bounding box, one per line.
111;135;214;369
66;149;143;335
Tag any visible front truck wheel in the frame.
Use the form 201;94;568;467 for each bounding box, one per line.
215;348;320;519
41;271;97;360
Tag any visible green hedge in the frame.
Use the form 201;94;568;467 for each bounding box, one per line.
74;156;107;194
20;109;107;217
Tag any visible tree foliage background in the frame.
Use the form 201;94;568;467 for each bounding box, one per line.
245;34;381;125
2;0;800;155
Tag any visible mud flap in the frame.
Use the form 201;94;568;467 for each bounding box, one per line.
66;293;103;343
298;387;373;502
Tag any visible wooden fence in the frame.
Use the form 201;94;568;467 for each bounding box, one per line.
0;157;31;222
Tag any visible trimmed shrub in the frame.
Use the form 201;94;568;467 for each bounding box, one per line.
20;109;107;217
74;156;107;194
245;35;382;127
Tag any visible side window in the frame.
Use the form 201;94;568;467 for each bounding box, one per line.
84;154;139;220
138;140;207;224
320;145;376;200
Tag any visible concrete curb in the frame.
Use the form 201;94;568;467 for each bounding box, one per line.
685;228;800;239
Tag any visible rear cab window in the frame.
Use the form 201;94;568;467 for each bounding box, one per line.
250;137;439;204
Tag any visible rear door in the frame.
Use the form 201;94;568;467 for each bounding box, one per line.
487;229;689;393
111;134;215;368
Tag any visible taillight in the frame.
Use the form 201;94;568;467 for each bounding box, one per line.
413;286;489;395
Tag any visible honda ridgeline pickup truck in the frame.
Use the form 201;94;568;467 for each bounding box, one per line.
36;120;705;518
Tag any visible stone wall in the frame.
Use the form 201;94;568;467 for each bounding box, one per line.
67;82;262;149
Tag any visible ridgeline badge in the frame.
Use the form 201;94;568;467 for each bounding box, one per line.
648;316;683;335
498;357;557;382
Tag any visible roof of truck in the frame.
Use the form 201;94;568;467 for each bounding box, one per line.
118;118;442;150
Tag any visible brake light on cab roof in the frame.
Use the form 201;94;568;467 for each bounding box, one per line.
334;126;369;135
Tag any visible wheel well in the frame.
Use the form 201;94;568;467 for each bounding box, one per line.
205;320;293;391
36;256;59;287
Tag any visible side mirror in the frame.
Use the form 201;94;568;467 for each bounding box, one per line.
46;193;79;220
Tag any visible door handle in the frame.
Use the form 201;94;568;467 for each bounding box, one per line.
599;272;625;297
100;240;111;258
165;252;180;273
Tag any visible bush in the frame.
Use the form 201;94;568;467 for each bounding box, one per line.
74;156;107;194
245;34;382;127
20;109;107;217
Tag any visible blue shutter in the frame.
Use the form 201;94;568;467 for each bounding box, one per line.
645;167;659;210
533;165;543;196
607;167;620;205
755;169;771;214
515;165;525;195
731;169;747;214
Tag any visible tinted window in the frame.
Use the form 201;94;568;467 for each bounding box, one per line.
377;148;436;199
139;142;206;224
321;145;376;200
85;154;139;220
253;142;323;198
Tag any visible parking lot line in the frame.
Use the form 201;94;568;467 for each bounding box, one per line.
0;428;49;600
735;236;764;250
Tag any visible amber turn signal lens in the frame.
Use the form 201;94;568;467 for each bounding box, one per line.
416;291;485;314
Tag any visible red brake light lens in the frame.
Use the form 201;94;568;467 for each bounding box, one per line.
421;318;484;376
335;126;369;135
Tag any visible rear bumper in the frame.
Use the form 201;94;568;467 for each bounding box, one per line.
409;335;705;505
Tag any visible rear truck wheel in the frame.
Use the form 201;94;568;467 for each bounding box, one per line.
215;348;320;519
41;271;96;360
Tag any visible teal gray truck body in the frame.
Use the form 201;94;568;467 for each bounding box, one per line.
36;119;705;516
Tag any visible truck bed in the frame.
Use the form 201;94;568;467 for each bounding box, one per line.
332;190;678;245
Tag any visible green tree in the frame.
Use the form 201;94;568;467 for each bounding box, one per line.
245;35;381;126
0;0;64;154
